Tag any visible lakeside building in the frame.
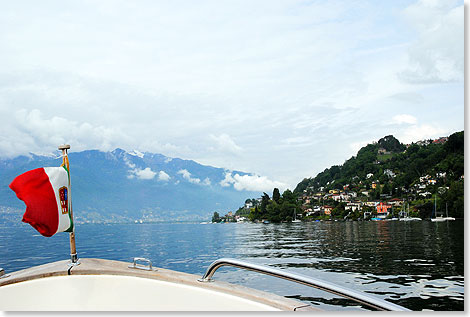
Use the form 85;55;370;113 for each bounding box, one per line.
433;137;448;144
388;198;403;206
324;206;333;216
345;202;362;212
376;202;392;219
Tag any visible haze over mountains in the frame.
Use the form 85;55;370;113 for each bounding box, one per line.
0;149;263;222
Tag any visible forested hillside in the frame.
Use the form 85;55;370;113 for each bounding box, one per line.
294;131;464;218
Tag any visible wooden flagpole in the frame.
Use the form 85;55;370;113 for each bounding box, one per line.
59;144;79;265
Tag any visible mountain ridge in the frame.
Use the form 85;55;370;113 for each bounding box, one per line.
0;148;264;223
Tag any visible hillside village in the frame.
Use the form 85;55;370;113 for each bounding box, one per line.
297;171;453;221
218;170;454;223
214;133;464;223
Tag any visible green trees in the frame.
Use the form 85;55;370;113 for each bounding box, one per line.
443;179;464;218
294;178;311;194
260;192;270;217
292;131;464;217
246;131;464;222
378;135;406;152
211;212;221;223
272;188;281;203
248;188;302;223
281;189;297;204
248;206;261;221
332;203;346;219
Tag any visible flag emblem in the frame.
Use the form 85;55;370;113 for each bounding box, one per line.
59;186;69;215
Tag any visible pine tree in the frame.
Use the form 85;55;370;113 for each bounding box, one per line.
272;188;281;203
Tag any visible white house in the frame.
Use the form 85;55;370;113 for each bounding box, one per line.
384;169;396;178
345;202;362;212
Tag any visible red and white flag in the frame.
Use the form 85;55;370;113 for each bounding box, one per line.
9;166;74;237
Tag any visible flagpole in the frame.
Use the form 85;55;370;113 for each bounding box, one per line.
59;144;79;266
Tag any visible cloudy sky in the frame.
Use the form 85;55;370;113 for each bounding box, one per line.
0;0;464;191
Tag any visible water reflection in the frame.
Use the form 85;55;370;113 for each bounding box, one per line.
224;221;463;311
0;220;463;311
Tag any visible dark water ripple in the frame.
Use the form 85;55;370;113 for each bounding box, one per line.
0;220;464;311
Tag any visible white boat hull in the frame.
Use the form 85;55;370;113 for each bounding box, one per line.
399;217;422;221
0;274;280;311
431;217;456;222
0;258;313;311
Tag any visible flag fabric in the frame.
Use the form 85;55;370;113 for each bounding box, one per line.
9;166;74;237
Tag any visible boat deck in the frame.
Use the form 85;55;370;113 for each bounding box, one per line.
0;258;316;311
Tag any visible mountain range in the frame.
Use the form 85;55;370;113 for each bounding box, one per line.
0;149;262;222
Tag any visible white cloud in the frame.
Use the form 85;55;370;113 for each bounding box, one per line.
281;136;312;146
178;169;198;183
220;172;286;192
209;134;243;155
399;0;463;83
158;170;171;181
391;114;418;125
1;108;131;157
400;124;446;144
127;167;157;180
177;169;210;186
124;156;157;180
134;167;157;180
202;177;211;186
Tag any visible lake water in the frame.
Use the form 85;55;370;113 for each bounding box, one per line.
0;220;464;311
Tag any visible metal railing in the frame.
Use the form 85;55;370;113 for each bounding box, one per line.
128;257;155;271
199;258;410;311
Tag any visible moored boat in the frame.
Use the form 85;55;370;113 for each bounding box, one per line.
399;203;421;221
399;217;422;221
431;199;455;222
431;217;455;222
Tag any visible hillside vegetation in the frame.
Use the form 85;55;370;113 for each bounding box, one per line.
294;131;464;218
230;131;463;223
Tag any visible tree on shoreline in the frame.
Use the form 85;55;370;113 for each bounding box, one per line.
211;212;221;223
248;188;302;223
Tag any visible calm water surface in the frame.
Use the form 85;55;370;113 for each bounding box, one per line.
0;220;464;311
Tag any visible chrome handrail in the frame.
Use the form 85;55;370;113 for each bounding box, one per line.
128;257;155;271
198;258;410;311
